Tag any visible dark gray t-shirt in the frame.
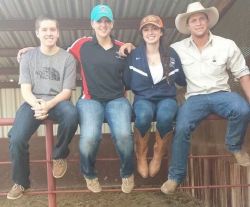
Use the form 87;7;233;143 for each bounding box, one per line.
19;47;76;100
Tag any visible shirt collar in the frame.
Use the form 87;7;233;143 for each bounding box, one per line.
185;31;214;48
92;35;116;45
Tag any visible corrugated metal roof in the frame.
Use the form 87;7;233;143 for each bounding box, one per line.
0;0;219;47
0;0;190;20
1;0;248;83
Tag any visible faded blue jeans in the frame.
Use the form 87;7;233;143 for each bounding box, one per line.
168;92;250;184
8;101;78;188
76;97;134;179
133;98;177;137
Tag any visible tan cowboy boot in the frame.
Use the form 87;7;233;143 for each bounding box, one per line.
149;130;173;177
134;127;150;178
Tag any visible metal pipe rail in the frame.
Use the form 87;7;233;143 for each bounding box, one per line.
0;118;56;207
0;114;248;207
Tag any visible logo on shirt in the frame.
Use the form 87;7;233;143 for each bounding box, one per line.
35;67;60;81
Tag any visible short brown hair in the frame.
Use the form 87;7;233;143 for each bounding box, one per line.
35;15;59;30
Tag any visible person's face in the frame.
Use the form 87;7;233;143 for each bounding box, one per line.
91;17;113;39
36;20;59;48
187;12;209;38
141;24;163;45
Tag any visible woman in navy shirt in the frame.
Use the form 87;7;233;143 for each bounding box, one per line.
124;15;186;178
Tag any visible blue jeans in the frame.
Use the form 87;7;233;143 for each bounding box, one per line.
168;92;250;184
8;101;78;188
76;97;134;179
134;98;177;137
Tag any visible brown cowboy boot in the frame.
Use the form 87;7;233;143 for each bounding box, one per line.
149;130;173;177
134;127;150;178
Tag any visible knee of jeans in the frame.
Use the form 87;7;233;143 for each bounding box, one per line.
60;110;78;127
65;107;78;120
157;115;175;127
228;105;250;122
136;113;153;128
238;106;250;120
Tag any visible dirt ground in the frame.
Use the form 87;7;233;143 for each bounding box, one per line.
0;191;205;207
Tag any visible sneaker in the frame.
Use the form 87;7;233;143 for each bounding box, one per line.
52;159;67;178
7;184;26;200
84;177;102;193
161;180;178;194
121;174;134;193
233;150;250;167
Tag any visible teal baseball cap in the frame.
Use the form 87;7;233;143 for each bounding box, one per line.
90;4;113;22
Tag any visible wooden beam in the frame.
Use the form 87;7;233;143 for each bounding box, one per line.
215;0;236;18
0;48;19;57
0;67;19;75
0;17;175;32
0;82;19;88
0;80;82;89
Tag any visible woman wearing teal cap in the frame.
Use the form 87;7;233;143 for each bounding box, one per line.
68;4;134;194
17;4;134;194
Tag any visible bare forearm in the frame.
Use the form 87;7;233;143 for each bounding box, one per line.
46;89;72;110
21;84;39;107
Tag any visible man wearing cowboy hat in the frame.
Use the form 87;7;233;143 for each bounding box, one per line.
161;2;250;194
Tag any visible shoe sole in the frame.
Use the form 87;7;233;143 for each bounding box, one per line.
160;187;175;195
121;185;134;193
7;193;23;200
6;188;30;200
86;183;102;193
87;188;102;193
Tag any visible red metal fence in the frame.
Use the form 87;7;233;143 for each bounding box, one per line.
0;116;250;207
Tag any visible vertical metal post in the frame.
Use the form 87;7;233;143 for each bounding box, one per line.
45;120;57;207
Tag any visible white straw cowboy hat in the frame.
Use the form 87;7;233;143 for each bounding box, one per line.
175;2;219;34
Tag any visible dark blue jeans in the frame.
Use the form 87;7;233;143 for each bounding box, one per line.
8;101;78;188
168;92;250;184
133;98;177;137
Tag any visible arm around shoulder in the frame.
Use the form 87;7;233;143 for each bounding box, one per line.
239;74;250;103
169;48;186;87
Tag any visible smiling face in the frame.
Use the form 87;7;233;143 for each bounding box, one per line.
91;17;113;39
187;12;209;38
36;20;59;49
141;24;163;45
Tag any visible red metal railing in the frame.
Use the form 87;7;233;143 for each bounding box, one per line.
0;115;249;207
0;118;57;207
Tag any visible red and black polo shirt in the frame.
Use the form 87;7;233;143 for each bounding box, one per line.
68;35;126;102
